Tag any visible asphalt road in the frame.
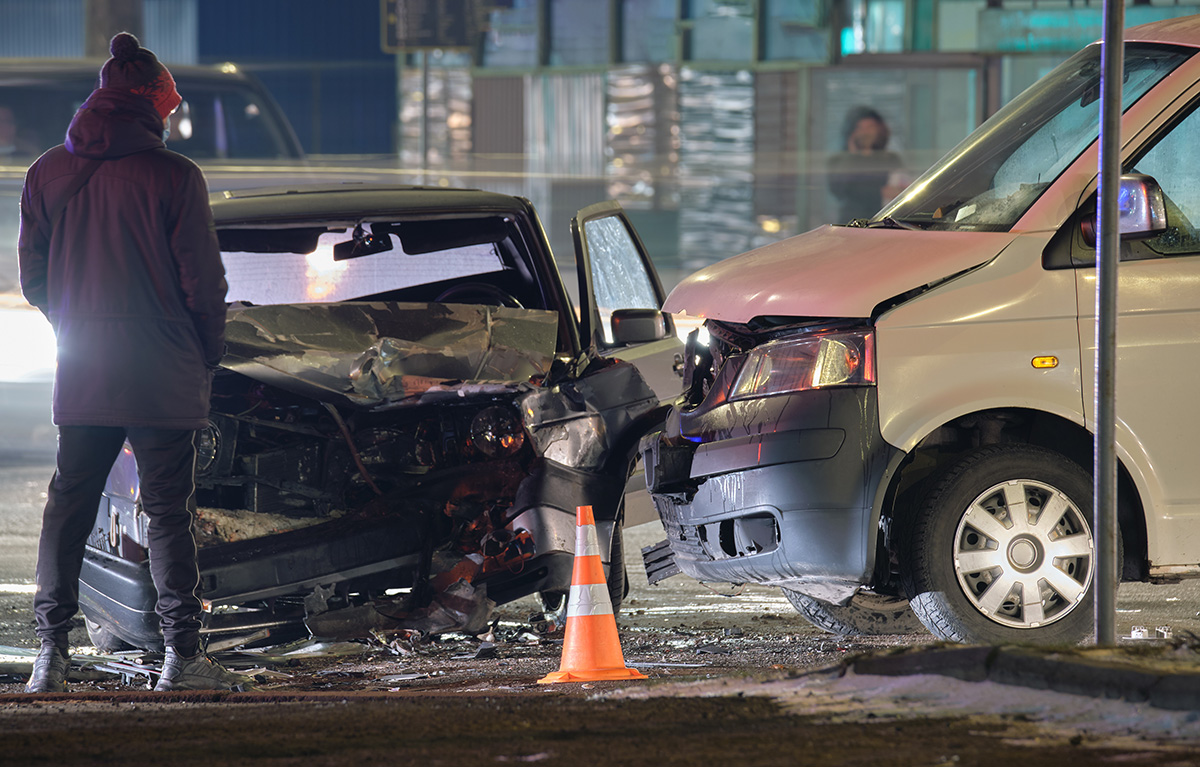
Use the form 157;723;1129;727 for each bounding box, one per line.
8;460;1200;765
4;459;1200;651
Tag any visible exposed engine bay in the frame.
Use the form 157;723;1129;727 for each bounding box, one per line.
86;301;658;650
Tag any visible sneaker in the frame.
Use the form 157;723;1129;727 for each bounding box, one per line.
153;647;246;691
25;644;69;693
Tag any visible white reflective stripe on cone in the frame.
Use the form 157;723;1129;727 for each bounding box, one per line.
567;582;612;617
575;525;602;557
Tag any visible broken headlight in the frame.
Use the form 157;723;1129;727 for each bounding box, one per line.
730;327;875;400
469;405;526;458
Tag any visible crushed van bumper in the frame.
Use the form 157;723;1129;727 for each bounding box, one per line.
643;387;900;603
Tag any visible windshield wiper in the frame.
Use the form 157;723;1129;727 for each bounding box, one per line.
862;216;924;231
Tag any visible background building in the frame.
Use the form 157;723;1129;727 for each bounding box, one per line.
3;0;1199;285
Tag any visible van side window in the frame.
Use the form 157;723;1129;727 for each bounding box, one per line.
1130;104;1200;256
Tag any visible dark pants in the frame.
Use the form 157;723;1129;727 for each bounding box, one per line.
33;426;202;653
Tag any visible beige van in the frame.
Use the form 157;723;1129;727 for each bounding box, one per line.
644;16;1200;645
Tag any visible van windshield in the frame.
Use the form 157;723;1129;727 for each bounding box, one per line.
878;43;1192;232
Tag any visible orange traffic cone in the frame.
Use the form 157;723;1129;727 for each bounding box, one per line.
538;505;647;684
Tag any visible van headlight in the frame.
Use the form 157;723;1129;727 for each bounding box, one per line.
729;328;875;400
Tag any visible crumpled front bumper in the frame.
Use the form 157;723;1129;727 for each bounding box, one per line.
642;386;901;603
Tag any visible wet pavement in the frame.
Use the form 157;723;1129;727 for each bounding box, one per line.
5;461;1200;764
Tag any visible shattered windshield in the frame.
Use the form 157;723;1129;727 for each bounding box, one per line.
215;217;561;406
877;43;1192;231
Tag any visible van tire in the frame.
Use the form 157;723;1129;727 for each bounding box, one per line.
901;444;1097;645
782;589;927;636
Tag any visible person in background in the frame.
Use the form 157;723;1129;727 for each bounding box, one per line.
18;32;236;693
827;106;907;223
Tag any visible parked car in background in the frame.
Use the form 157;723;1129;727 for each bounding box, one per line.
0;59;308;455
80;183;681;652
644;16;1200;645
0;58;304;166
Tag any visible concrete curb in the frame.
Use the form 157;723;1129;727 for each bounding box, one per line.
848;644;1200;711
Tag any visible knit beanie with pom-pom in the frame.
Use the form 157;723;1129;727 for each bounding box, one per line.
98;32;182;120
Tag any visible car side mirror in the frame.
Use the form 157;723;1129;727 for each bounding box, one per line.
1080;173;1168;247
611;308;675;345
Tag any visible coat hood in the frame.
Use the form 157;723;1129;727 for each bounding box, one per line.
664;225;1018;321
65;88;165;160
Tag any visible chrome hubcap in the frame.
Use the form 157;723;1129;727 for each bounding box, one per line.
953;478;1093;629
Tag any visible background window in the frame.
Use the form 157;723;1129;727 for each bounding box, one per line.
764;0;828;62
687;0;754;61
621;0;677;62
481;0;539;68
840;0;906;55
550;0;611;66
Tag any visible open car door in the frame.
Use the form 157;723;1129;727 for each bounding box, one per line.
572;202;683;528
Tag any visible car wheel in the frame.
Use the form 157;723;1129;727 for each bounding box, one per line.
537;519;628;618
85;617;134;653
607;523;628;617
901;444;1096;645
782;589;927;636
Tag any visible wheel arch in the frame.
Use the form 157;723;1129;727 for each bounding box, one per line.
873;406;1148;590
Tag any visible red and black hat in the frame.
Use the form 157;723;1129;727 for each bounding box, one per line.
99;32;182;120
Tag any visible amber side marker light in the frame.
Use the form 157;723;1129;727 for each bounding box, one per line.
1032;356;1059;369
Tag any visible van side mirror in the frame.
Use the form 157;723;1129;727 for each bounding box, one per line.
1080;173;1168;247
611;308;675;345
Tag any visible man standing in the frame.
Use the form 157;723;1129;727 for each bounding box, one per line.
18;32;234;692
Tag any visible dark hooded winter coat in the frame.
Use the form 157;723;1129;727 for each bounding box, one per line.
17;88;227;429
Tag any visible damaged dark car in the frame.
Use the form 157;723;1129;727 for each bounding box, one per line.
79;184;680;652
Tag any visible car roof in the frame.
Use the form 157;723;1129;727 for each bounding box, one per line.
210;184;533;224
0;58;266;88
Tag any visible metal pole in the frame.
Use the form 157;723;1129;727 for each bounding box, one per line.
1094;0;1125;647
421;51;430;182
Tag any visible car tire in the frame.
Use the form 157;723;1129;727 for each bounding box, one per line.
900;444;1098;645
782;589;927;636
85;617;134;653
607;523;628;617
537;520;628;618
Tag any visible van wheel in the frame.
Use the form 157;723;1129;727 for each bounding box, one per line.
782;589;927;636
901;444;1096;645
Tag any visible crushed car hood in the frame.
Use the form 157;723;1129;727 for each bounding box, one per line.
221;302;560;408
663;225;1018;321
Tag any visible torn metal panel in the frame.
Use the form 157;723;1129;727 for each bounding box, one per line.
305;579;496;639
520;360;659;470
641;539;682;585
222;302;560;407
